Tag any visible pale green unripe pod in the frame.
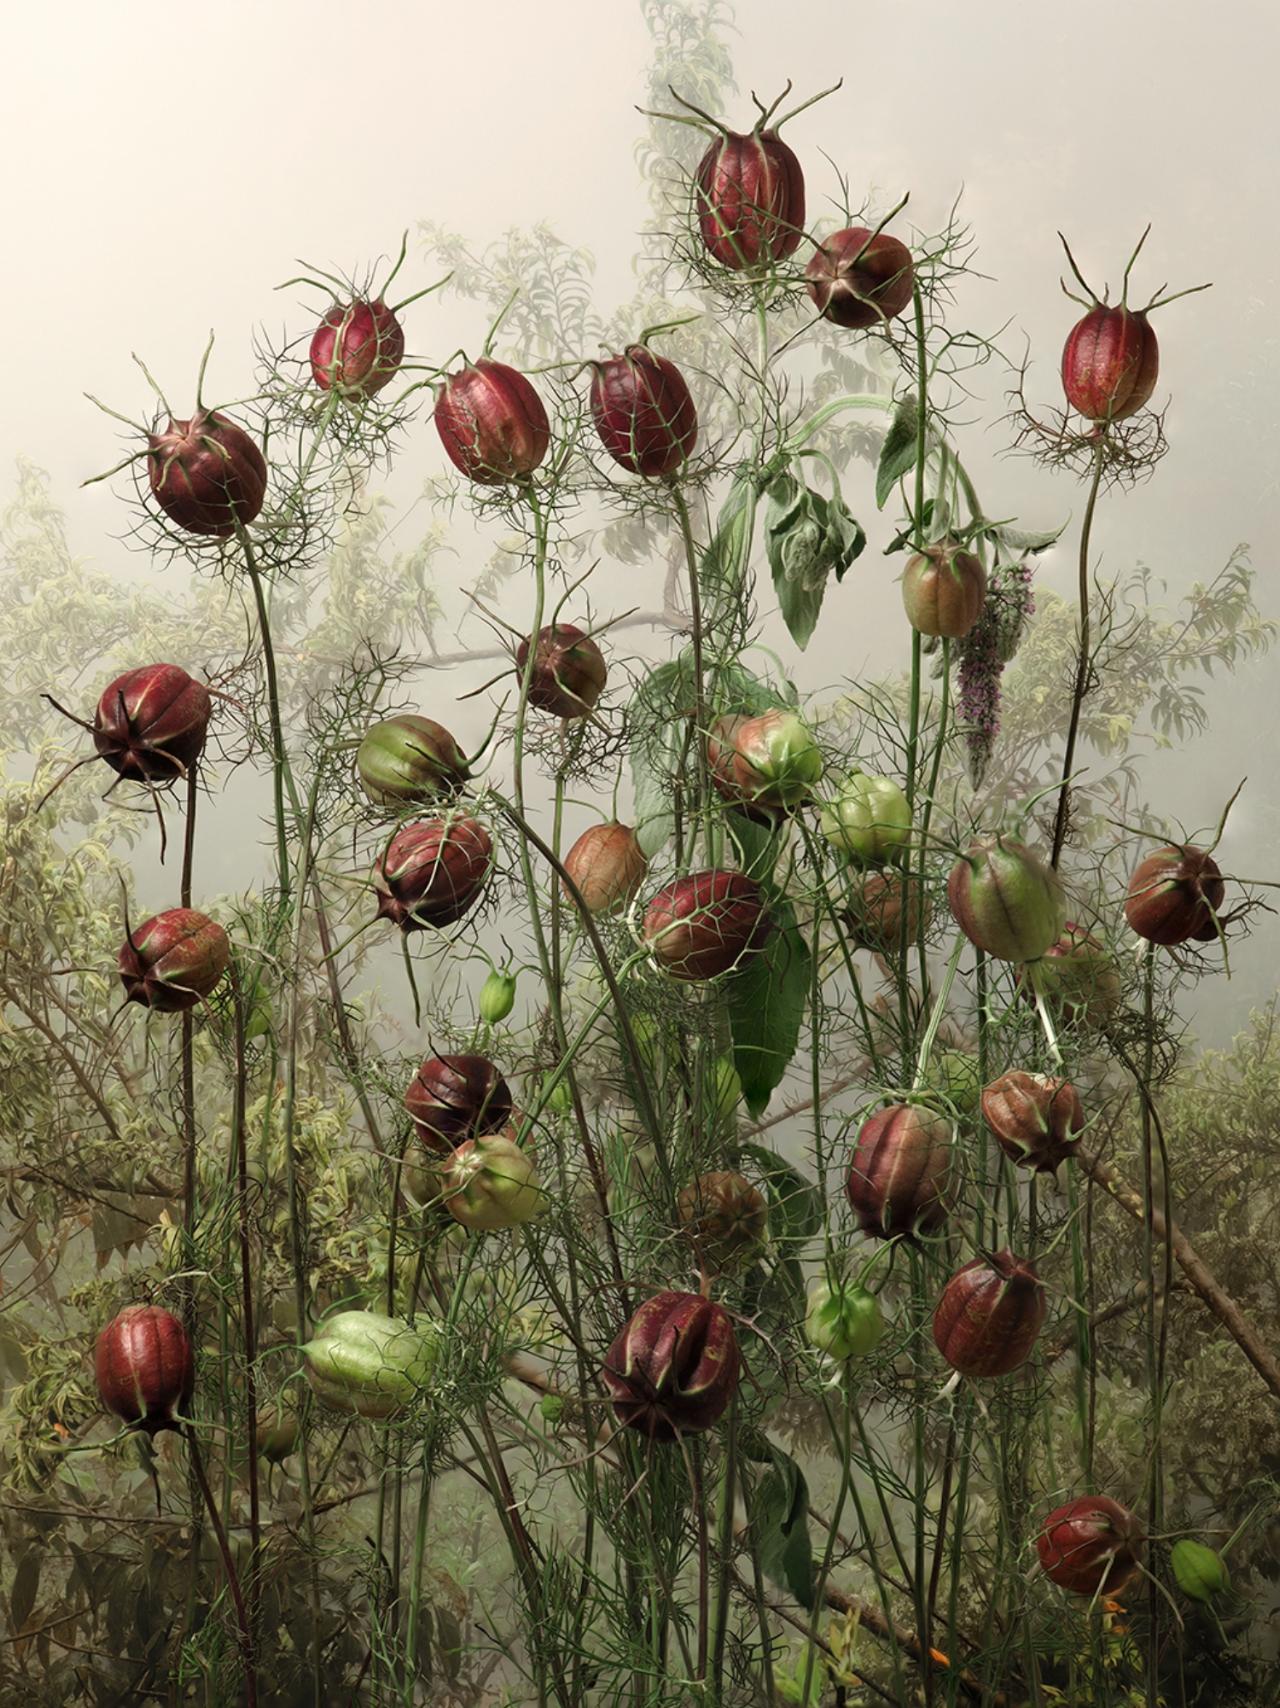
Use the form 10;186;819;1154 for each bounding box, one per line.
819;771;912;864
1171;1539;1229;1603
805;1281;885;1360
479;968;517;1023
302;1311;437;1419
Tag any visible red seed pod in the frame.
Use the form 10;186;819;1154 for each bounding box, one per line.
147;410;267;538
434;358;551;484
695;128;806;270
981;1071;1085;1175
94;1304;195;1434
842;870;931;955
309;298;406;400
846;1104;952;1240
677;1171;768;1274
515;624;607;718
932;1251;1046;1378
92;664;212;784
804;227;914;330
373;816;492;932
589;345;698;478
1061;305;1158;423
118;908;230;1012
1021;922;1122;1029
902;543;987;639
602;1290;740;1441
562;822;649;914
405;1053;514;1155
1124;844;1225;946
706;709;823;819
642;870;773;981
947;837;1064;964
1036;1495;1144;1596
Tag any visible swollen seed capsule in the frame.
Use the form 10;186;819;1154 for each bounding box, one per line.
479;968;517;1024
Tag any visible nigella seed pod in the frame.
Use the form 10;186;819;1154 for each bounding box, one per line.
695;127;805;270
95;1305;194;1434
516;624;607;718
804;227;914;330
1170;1539;1230;1603
1124;844;1225;946
820;771;912;865
981;1071;1085;1175
706;709;823;819
118;908;230;1012
92;663;212;784
947;837;1064;964
677;1171;768;1274
309;298;405;400
805;1281;885;1360
442;1134;546;1231
147;410;267;538
1061;305;1158;423
562;822;648;914
434;358;551;484
372;816;492;933
302;1310;437;1419
589;345;698;477
932;1250;1046;1378
405;1053;514;1155
1020;922;1122;1029
902;543;987;640
841;870;930;954
1036;1496;1144;1596
642;870;773;981
602;1290;740;1441
478;967;517;1024
356;714;470;807
846;1104;952;1240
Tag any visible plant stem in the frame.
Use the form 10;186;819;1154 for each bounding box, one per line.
186;1427;258;1707
1050;430;1107;867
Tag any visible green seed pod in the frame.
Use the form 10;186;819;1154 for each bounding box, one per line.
442;1134;547;1231
539;1392;566;1426
302;1310;437;1420
1171;1539;1229;1603
356;714;470;807
479;967;517;1024
923;1049;983;1116
947;836;1064;963
819;771;912;865
805;1281;885;1360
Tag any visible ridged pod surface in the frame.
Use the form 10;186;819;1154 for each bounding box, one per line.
677;1171;768;1273
933;1251;1046;1378
589;346;698;477
373;817;491;932
118;909;230;1012
515;624;607;718
1124;844;1225;946
804;228;914;329
642;870;773;981
695;128;805;269
356;715;469;806
310;299;405;399
95;1305;194;1434
602;1290;740;1441
1035;1495;1143;1595
147;410;267;537
1062;305;1158;422
405;1054;514;1154
902;544;987;639
846;1103;952;1240
562;822;648;914
435;359;550;483
981;1071;1085;1174
947;837;1064;963
92;664;211;784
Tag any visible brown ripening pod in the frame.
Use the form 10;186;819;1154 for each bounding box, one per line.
95;1305;195;1435
981;1072;1085;1175
804;227;914;330
589;345;698;477
515;624;607;719
841;870;931;954
1036;1496;1144;1596
642;870;773;981
846;1104;952;1240
147;410;267;537
695;125;805;270
1124;844;1225;946
947;837;1064;964
118;909;230;1012
932;1250;1046;1378
601;1290;740;1441
405;1053;514;1155
677;1171;768;1274
1061;305;1159;423
309;298;406;400
562;822;648;914
434;358;551;484
1020;922;1123;1030
92;664;212;784
902;542;987;639
372;816;492;932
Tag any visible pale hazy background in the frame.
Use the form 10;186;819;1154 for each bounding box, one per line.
8;0;1279;1043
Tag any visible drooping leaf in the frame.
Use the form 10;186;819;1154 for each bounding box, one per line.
991;519;1068;556
748;1444;816;1608
875;398;920;510
726;897;811;1116
765;475;865;649
630;658;691;857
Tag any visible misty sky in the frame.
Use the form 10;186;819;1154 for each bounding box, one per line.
8;0;1278;1041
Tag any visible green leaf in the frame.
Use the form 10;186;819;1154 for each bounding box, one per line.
629;658;690;858
726;898;811;1116
766;480;865;649
749;1445;816;1608
875;398;920;510
701;471;755;621
992;520;1067;555
737;1142;822;1250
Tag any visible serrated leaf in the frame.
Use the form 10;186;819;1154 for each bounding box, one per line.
875;399;919;510
750;1446;815;1608
726;899;811;1116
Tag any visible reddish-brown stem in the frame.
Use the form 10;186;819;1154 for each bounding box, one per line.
229;970;261;1640
185;1428;258;1706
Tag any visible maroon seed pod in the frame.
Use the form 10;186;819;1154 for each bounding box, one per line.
1036;1495;1144;1596
602;1290;740;1441
902;543;987;640
373;816;492;933
846;1104;952;1240
677;1171;768;1274
1124;844;1225;946
1061;305;1158;423
92;663;212;784
562;822;648;914
981;1071;1085;1175
147;410;267;538
695;128;806;270
589;345;698;478
95;1304;195;1434
118;908;230;1012
515;624;607;718
841;870;931;955
932;1250;1046;1378
309;298;406;400
947;837;1064;964
804;227;915;330
405;1053;514;1155
434;358;551;484
1020;922;1122;1029
642;870;773;981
